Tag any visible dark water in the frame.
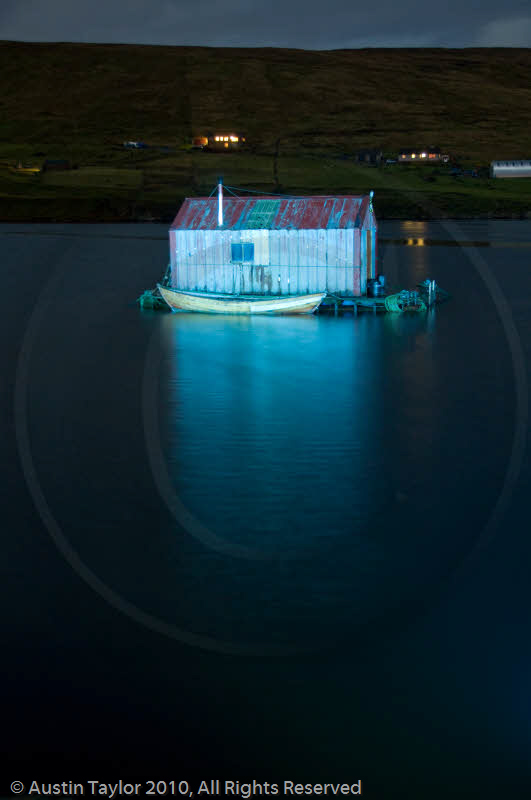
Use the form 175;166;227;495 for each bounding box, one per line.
2;220;531;797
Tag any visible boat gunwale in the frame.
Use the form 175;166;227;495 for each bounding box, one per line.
157;285;326;303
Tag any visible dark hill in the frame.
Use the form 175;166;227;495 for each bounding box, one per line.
1;42;530;159
1;42;531;220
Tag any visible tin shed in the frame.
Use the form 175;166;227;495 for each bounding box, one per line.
169;194;377;297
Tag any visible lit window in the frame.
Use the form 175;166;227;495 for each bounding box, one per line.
215;136;219;142
230;135;238;142
421;152;427;158
411;153;416;159
231;243;254;262
242;138;246;142
224;136;229;141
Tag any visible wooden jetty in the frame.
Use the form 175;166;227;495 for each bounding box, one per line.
139;288;448;315
317;296;387;315
138;259;448;316
317;282;449;315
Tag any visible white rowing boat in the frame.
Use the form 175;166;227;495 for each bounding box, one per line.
157;285;325;315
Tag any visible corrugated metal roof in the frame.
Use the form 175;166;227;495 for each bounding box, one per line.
170;195;373;231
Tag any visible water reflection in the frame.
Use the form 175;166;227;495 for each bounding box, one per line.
132;217;518;647
157;312;381;560
4;220;516;652
402;220;428;233
381;238;531;247
142;306;486;648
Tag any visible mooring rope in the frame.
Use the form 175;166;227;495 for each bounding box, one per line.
384;292;427;313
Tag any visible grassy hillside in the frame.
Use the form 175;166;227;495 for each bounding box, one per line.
1;41;531;220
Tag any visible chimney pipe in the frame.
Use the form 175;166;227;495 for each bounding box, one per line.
218;177;223;227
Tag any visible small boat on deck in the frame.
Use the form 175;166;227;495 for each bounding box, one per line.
157;285;326;315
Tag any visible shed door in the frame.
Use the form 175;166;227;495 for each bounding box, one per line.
366;230;373;282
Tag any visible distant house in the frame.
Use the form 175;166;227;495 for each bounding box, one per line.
193;133;246;152
490;160;531;178
10;162;41;174
398;147;449;163
42;159;71;171
356;149;383;165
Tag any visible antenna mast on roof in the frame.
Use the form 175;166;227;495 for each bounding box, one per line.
217;177;223;227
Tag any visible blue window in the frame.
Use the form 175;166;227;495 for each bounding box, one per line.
231;243;254;262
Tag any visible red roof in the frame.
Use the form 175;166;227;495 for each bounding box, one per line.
170;195;375;231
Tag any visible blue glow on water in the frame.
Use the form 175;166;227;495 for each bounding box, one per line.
3;221;529;790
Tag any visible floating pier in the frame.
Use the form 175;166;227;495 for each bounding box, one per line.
316;282;449;315
138;286;449;314
317;296;387;315
138;266;449;315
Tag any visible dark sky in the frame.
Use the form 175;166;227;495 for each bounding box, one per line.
1;0;531;48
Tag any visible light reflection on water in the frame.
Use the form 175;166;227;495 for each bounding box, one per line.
2;219;519;651
158;312;379;555
381;237;531;247
147;266;513;647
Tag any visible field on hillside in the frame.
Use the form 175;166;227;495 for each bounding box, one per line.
2;150;531;221
1;42;530;220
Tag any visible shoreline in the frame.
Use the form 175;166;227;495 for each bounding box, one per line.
1;191;530;225
1;190;530;225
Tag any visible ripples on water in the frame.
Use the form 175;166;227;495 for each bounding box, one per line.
144;220;519;651
5;220;521;653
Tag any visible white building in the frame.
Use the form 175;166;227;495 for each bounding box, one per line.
168;191;378;298
490;160;531;178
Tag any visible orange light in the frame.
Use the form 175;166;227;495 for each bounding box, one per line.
224;142;228;148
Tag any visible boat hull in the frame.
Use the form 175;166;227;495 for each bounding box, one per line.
158;286;325;315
